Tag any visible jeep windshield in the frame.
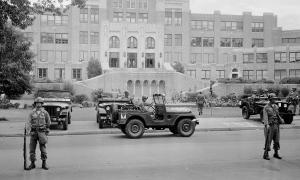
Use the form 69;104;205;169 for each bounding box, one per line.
37;91;71;99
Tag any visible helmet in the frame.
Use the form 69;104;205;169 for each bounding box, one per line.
142;96;148;100
34;97;44;104
267;93;276;100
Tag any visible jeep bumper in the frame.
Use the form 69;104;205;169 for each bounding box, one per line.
192;119;199;125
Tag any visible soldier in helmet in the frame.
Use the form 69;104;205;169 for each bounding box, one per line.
26;97;51;170
262;93;284;160
139;96;153;111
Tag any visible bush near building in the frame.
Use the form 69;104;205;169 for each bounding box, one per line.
279;77;300;84
218;78;274;84
73;94;89;104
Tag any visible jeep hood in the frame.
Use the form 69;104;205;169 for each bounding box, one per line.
166;107;192;113
43;102;70;108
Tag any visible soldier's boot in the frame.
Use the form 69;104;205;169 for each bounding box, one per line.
27;161;36;170
273;150;282;159
42;160;49;170
263;151;270;160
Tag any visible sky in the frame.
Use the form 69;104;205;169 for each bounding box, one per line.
190;0;300;30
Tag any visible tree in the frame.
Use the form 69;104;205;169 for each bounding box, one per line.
87;58;102;79
0;0;86;98
171;61;185;74
0;25;34;99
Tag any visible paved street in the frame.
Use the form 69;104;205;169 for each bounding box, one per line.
0;129;300;180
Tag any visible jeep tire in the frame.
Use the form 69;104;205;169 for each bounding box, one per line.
242;106;250;119
68;114;71;124
125;119;145;138
99;119;104;129
177;119;195;137
283;111;293;124
63;119;68;130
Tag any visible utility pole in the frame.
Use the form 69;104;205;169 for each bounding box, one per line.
209;80;215;116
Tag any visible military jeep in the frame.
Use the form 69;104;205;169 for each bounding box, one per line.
36;90;72;130
96;97;132;129
239;95;295;124
112;94;198;138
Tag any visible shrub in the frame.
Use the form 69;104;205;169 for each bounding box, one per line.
91;89;104;102
280;87;290;97
279;77;300;84
243;86;253;95
63;81;75;96
73;94;89;104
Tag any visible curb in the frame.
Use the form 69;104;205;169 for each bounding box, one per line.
1;125;300;138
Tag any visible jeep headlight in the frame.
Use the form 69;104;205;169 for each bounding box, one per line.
56;107;61;112
278;103;281;107
106;106;111;111
284;104;287;108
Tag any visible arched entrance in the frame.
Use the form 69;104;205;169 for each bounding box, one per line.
135;80;142;98
151;80;157;94
143;80;150;97
159;80;166;94
127;80;133;96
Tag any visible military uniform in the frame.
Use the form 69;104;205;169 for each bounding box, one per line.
196;94;206;115
262;94;284;160
26;97;51;170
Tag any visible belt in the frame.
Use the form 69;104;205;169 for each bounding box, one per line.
31;127;47;132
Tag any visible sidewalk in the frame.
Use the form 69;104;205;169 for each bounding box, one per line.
1;116;300;137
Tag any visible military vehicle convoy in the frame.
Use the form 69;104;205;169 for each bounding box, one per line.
36;89;72;130
239;95;295;124
110;94;198;138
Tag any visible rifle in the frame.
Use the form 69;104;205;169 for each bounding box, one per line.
23;125;28;170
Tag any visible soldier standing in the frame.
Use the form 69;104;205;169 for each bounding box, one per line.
196;92;206;115
262;93;284;160
26;97;51;170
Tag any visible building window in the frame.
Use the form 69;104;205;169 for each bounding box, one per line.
47;15;55;25
79;31;88;44
54;68;65;80
90;51;99;60
42;15;68;25
24;32;34;42
146;37;155;49
38;68;48;79
243;53;254;63
289;52;300;62
41;15;48;25
80;8;88;23
55;33;68;44
274;70;287;80
251;22;264;32
191;20;214;31
252;38;264;47
109;36;120;48
275;52;287;63
72;69;82;80
90;32;99;44
243;70;255;80
41;33;54;43
113;12;123;22
220;38;231;47
55;51;67;63
232;38;243;47
127;36;137;48
126;0;136;8
217;70;225;79
203;53;214;64
190;53;201;64
127;53;137;68
109;52;120;68
256;53;268;63
203;37;214;47
201;70;211;79
112;0;123;8
138;0;148;9
174;9;182;26
256;70;267;80
289;69;300;77
90;8;99;24
165;9;172;25
186;69;196;78
164;34;172;46
175;34;182;46
126;12;136;23
40;50;54;62
282;38;300;44
221;21;243;31
191;37;201;47
79;51;88;62
145;53;155;68
138;13;148;23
